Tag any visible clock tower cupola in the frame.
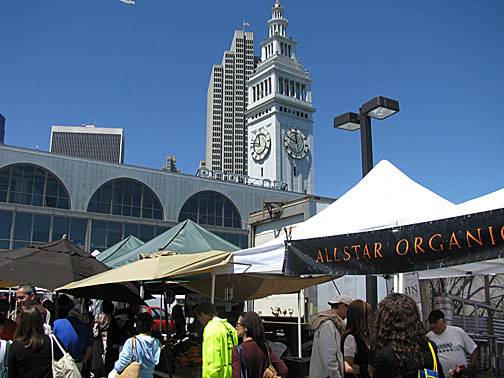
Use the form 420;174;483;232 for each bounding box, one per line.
246;0;315;194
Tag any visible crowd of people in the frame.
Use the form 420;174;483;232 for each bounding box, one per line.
0;284;171;378
309;293;478;378
0;284;481;378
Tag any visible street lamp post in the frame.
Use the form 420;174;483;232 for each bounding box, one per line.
333;96;400;309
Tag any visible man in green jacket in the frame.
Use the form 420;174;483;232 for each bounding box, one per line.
196;302;238;378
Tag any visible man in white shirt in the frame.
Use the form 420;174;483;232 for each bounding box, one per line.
427;310;478;377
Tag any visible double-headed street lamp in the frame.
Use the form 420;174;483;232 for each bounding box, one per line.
333;95;400;309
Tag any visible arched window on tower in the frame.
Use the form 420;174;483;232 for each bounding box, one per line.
0;163;70;209
178;190;242;229
87;178;163;220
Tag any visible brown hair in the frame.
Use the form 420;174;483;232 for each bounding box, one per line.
372;293;426;372
241;311;269;357
344;299;372;346
14;305;45;349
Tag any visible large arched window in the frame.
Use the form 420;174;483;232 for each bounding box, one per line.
87;178;163;220
178;190;242;228
0;164;70;209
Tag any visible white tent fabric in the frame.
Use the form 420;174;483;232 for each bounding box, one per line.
220;160;457;274
418;188;504;279
454;188;504;214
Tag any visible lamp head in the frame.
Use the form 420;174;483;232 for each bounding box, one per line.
333;112;360;131
361;96;400;120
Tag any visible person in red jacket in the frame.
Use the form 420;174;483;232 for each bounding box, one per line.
232;311;288;378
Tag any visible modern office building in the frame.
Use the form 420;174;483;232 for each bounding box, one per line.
247;0;315;194
205;30;255;175
0;114;5;144
50;124;124;164
0;144;305;252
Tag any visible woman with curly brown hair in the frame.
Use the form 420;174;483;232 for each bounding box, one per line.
369;293;444;378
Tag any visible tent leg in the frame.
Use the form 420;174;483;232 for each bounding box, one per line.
393;274;405;293
210;272;216;304
140;282;145;300
55;292;59;320
163;287;170;335
297;291;302;358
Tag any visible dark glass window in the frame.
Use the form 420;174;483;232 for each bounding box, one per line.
88;179;163;220
178;191;242;229
0;164;70;209
32;214;50;243
52;216;70;241
14;212;33;242
0;210;12;249
215;231;248;249
90;220;123;252
156;226;169;236
70;218;87;248
124;223;141;239
139;225;154;242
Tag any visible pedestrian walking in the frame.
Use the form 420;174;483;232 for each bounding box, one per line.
342;299;372;378
369;293;444;378
427;310;477;377
231;311;288;378
196;302;237;378
309;294;352;378
7;305;64;378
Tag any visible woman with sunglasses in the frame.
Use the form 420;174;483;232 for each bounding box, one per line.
232;311;288;378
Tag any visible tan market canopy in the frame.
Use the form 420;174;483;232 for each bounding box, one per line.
178;274;333;301
57;250;231;292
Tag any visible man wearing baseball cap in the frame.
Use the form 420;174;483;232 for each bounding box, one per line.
309;295;353;378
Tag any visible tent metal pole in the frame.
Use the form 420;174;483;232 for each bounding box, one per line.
55;292;59;320
297;291;302;358
398;273;404;293
140;282;145;299
210;272;216;304
163;287;170;335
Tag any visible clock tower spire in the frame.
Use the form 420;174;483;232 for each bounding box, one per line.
246;1;315;194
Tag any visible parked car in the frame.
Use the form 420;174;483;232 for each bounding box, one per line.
140;306;175;332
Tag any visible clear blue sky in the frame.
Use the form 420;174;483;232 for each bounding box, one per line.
1;0;503;203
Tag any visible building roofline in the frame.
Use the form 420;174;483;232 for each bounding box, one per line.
0;144;312;196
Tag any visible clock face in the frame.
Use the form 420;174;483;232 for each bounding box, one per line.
284;128;308;159
252;130;271;161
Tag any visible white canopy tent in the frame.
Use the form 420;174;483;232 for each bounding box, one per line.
219;160;457;275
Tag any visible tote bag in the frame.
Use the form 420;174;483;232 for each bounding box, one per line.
263;349;280;378
116;337;141;378
50;334;82;378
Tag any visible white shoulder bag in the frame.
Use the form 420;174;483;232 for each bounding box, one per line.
50;333;82;378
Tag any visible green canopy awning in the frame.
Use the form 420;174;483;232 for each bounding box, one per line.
104;220;239;268
96;235;144;267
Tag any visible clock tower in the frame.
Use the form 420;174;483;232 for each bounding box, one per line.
246;0;315;194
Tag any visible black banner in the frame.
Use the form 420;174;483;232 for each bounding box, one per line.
284;208;504;276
